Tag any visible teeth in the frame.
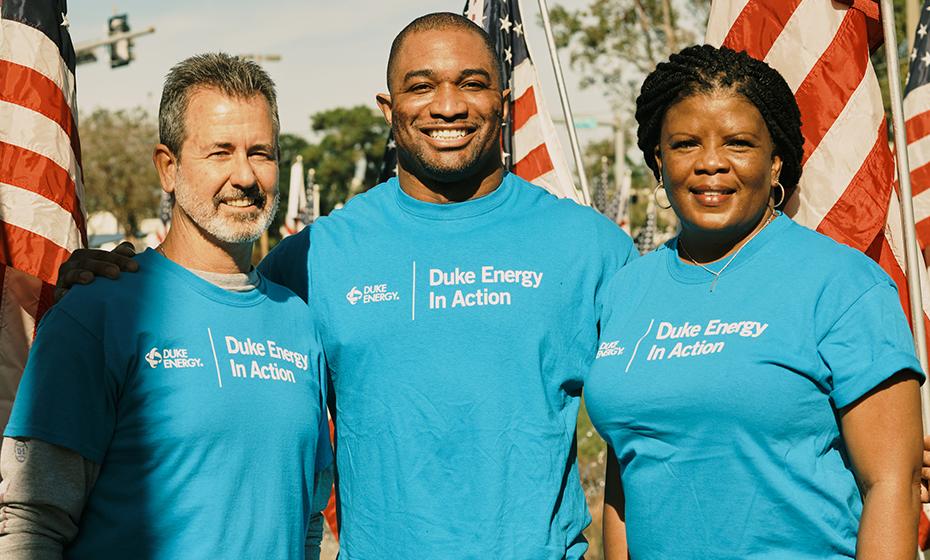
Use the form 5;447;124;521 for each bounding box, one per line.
224;199;253;207
429;129;467;140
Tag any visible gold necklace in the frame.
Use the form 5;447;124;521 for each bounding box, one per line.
678;212;777;293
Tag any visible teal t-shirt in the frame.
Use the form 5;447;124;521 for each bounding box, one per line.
261;173;637;559
584;215;923;559
6;249;332;559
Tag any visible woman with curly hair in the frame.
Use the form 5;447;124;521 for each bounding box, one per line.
585;44;924;559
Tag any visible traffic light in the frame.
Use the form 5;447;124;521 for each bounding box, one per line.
107;14;132;68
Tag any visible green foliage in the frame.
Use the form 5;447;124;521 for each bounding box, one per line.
549;0;709;113
873;0;912;134
301;105;389;215
80;107;160;236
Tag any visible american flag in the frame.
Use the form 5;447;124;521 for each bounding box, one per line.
907;1;930;261
706;0;930;548
279;155;307;238
0;0;86;427
464;0;580;201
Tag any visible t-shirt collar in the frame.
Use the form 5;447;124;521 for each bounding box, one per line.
392;173;515;220
666;212;791;284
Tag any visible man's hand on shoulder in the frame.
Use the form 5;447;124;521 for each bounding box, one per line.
55;241;139;301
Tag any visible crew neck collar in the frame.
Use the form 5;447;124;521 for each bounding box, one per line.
142;248;267;306
393;173;514;220
666;212;791;285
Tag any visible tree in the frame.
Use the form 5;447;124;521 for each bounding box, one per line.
300;105;390;215
548;0;709;114
80;107;161;237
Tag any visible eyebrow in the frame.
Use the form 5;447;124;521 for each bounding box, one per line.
207;142;275;152
401;68;493;83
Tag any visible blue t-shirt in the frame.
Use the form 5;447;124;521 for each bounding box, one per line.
584;215;923;559
261;173;637;559
6;249;332;559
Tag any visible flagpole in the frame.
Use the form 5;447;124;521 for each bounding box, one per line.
535;0;592;205
879;1;930;424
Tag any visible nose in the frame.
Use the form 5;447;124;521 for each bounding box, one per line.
230;151;259;188
695;144;729;175
429;83;468;120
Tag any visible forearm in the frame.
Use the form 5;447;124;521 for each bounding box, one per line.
0;437;99;559
856;479;920;560
603;448;629;560
603;501;629;560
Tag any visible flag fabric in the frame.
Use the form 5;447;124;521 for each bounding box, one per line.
906;1;930;260
464;0;580;202
279;156;307;238
634;204;657;255
0;0;86;428
706;0;930;548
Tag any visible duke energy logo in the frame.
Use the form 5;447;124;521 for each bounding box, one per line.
145;346;203;369
596;340;625;359
346;283;399;305
346;287;363;305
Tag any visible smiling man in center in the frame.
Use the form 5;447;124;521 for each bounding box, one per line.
259;13;637;558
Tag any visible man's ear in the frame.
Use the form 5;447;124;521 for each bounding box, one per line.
153;144;179;195
375;93;393;126
501;88;510;123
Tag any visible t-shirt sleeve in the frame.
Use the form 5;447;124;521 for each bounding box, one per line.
4;308;119;464
818;280;924;408
310;332;333;475
594;221;638;323
259;226;311;302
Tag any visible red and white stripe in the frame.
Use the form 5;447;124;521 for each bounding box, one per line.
907;77;930;252
464;0;581;202
0;14;86;426
707;0;930;355
510;53;580;202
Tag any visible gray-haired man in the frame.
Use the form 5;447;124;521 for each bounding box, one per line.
0;53;332;559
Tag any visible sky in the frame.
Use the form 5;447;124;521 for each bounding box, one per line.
68;0;617;146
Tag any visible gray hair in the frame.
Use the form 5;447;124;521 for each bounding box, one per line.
159;52;279;157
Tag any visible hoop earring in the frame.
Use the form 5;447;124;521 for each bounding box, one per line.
770;181;785;209
653;182;672;210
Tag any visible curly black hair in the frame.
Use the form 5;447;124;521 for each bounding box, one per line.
635;44;804;196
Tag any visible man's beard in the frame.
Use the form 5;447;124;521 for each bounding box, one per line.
394;114;503;182
173;171;279;244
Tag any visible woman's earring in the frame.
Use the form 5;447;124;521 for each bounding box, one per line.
771;181;785;209
653;182;672;210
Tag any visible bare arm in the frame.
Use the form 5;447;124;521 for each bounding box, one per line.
0;437;99;559
603;447;630;560
840;372;922;560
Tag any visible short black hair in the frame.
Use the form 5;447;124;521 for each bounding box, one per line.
635;44;804;198
386;12;502;93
